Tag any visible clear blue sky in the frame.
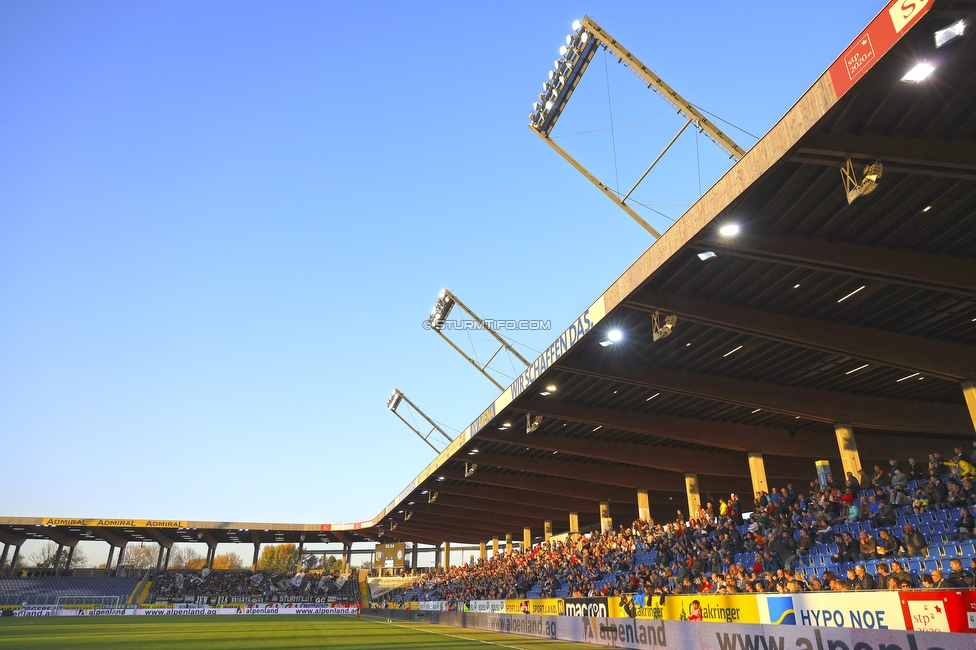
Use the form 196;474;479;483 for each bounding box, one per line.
1;1;884;532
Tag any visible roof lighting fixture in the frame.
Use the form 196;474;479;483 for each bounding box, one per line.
896;372;920;382
539;390;551;396
427;289;456;331
723;345;743;358
646;392;660;401
546;385;557;392
592;425;602;432
840;159;883;203
652;311;676;341
901;62;935;82
846;363;869;375
793;284;801;289
751;408;761;414
922;206;932;212
698;251;717;261
837;285;866;303
437;476;445;481
934;20;965;48
718;224;740;236
608;329;623;343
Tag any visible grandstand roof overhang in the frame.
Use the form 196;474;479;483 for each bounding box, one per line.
3;0;975;552
364;0;976;544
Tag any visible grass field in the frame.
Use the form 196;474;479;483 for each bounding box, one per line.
0;615;589;649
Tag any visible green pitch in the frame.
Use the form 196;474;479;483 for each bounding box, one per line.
0;615;588;649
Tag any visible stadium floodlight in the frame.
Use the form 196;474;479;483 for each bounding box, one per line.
719;224;740;236
529;16;745;238
386;388;453;453
424;288;531;391
935;20;965;48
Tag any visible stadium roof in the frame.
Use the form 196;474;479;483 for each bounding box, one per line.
3;0;975;552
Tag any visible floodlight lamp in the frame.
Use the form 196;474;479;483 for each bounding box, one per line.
935;20;965;48
559;45;569;56
548;69;556;80
546;385;557;392
428;290;455;330
387;389;402;411
566;34;573;45
545;100;555;110
698;251;717;261
572;20;582;31
901;62;935;82
718;224;739;236
580;32;589;43
608;329;623;342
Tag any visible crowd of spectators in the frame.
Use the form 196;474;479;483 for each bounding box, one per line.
392;441;976;604
147;569;357;601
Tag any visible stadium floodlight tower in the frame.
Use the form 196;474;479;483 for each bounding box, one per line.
528;17;746;237
426;289;530;391
387;388;453;453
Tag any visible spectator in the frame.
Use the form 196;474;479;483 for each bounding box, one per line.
852;565;876;590
901;524;927;557
953;507;976;541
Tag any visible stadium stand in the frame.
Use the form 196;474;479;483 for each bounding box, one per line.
0;575;139;607
387;455;976;604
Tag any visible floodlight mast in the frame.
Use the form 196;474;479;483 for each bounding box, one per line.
387;388;453;453
528;16;745;237
426;289;530;391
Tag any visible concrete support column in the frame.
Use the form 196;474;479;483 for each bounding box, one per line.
0;544;9;576
8;545;21;577
569;512;579;536
343;544;352;571
834;422;862;478
962;381;976;432
544;521;553;542
65;546;75;572
104;546;116;576
156;545;165;573
685;473;701;521
116;545;126;575
747;452;769;498
163;546;171;571
522;527;532;553
492;537;499;558
411;543;419;570
443;542;450;569
504;533;512;555
297;542;304;572
637;489;651;523
53;544;64;576
599;501;612;534
252;543;261;571
479;542;486;561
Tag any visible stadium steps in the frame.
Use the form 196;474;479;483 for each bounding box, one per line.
131;573;152;605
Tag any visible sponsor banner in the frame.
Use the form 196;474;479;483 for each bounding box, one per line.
42;518;188;528
565;598;610;618
13;609;54;617
609;594;758;624
418;601;448;611
469;600;506;613
898;589;976;633
827;0;932;99
789;591;904;630
135;606;358;616
528;599;564;617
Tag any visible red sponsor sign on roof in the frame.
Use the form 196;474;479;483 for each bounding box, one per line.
828;0;931;99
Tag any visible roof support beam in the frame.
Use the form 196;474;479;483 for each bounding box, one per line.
626;291;976;382
446;465;663;503
471;450;723;492
146;530;174;549
436;481;624;514
91;528;129;549
559;360;972;434
509;399;947;460
691;233;976;297
479;431;814;478
433;487;614;519
788;133;976;181
0;530;28;546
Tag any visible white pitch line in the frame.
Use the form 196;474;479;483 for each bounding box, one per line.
363;616;537;650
